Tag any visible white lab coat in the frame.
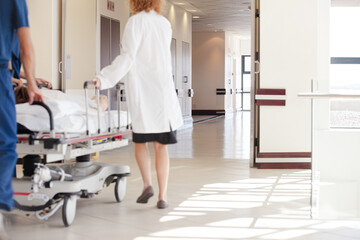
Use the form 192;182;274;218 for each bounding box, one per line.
97;10;183;133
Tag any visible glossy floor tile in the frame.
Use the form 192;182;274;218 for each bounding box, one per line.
4;112;360;239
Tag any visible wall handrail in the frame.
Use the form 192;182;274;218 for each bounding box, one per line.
298;92;360;99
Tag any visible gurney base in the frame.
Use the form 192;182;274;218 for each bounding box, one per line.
13;162;130;227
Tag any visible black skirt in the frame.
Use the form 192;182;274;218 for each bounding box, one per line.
132;130;177;145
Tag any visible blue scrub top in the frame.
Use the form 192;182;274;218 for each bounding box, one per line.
0;0;29;66
11;33;21;79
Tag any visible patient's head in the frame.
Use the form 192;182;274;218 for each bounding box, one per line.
129;0;164;14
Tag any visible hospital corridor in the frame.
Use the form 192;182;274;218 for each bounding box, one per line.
3;112;359;240
1;0;360;239
0;113;360;240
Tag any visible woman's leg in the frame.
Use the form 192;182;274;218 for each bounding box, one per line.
153;142;169;201
135;143;153;190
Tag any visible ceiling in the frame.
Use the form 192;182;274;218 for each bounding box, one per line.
169;0;252;36
168;0;360;37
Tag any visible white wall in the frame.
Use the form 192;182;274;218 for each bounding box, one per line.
27;0;61;89
192;31;226;110
240;39;251;56
27;0;192;99
257;0;316;160
164;2;193;122
225;34;251;112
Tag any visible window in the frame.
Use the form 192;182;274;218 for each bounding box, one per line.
240;55;251;111
330;7;360;128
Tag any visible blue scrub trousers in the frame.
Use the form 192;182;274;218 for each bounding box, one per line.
0;66;17;211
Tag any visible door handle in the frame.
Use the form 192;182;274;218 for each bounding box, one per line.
254;60;260;74
188;89;194;98
59;61;63;74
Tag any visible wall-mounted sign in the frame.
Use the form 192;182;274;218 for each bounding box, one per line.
107;0;115;11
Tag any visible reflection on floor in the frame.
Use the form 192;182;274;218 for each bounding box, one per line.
5;112;360;240
192;115;223;124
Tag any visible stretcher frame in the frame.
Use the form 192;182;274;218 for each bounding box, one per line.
13;81;132;227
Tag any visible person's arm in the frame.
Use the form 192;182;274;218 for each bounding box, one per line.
35;78;52;89
18;70;52;89
19;70;26;79
12;77;23;87
17;27;43;104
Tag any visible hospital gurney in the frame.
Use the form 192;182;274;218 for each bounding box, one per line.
13;82;131;227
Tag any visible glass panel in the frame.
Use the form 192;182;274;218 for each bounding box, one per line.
243;74;251;92
243;93;251;111
312;97;360;219
244;56;251;72
330;99;360;128
236;91;242;111
330;7;360;129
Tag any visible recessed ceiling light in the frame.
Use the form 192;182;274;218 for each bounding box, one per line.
174;2;185;5
193;16;200;19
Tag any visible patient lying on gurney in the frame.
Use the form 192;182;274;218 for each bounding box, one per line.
15;87;109;111
16;89;128;134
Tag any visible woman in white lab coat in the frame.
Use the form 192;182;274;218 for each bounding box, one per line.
93;0;183;209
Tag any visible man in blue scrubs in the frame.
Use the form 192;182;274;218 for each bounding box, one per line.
10;32;22;81
0;0;43;222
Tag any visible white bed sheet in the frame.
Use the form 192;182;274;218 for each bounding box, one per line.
16;90;130;134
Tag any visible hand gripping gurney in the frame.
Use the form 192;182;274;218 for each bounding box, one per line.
13;81;131;227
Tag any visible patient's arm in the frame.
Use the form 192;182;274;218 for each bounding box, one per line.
19;71;52;89
35;78;52;89
12;77;24;87
90;95;108;111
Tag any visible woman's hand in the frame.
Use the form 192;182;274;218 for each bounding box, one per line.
92;77;101;89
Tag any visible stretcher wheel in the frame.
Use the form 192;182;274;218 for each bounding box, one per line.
114;177;127;202
62;195;77;227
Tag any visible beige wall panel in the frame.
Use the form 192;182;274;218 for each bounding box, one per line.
27;0;61;89
66;0;97;90
192;31;225;110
